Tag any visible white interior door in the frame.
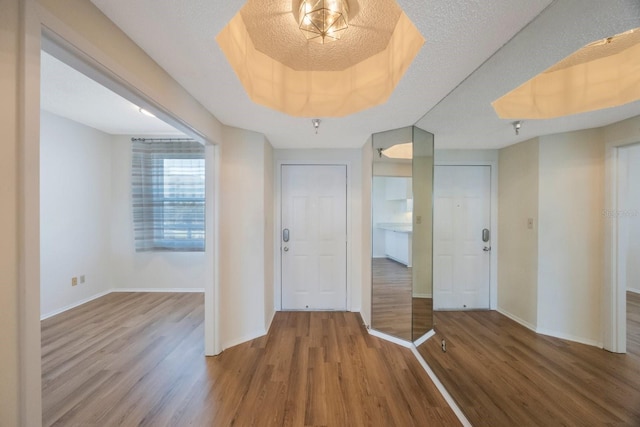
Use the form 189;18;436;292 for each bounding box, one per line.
434;165;491;310
281;165;347;310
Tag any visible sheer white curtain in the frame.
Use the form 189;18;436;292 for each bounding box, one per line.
131;138;205;252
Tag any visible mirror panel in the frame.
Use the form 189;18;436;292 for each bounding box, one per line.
371;126;434;342
410;127;434;340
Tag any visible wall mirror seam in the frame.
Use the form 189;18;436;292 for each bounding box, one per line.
371;126;434;342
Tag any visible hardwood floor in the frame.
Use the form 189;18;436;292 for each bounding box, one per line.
418;310;640;426
42;292;460;426
629;291;640;358
372;258;413;340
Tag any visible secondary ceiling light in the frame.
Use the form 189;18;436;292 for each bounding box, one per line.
298;0;349;44
380;142;412;159
492;27;640;119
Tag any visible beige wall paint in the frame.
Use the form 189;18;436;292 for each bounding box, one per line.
219;126;273;348
361;139;373;326
622;145;640;293
498;138;539;328
264;140;275;328
537;129;604;345
0;0;21;423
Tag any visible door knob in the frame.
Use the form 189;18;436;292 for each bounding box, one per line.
283;247;289;252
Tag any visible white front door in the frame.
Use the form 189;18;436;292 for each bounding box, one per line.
281;165;347;310
433;165;491;310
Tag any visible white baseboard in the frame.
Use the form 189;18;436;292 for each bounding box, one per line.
222;330;267;351
413;329;436;347
41;288;205;320
410;346;472;427
412;293;432;299
41;289;111;320
535;327;602;348
497;307;602;348
628;288;640;295
111;288;204;293
368;328;413;348
497;308;537;332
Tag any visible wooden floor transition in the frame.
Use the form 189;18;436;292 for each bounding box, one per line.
42;292;459;426
418;303;640;426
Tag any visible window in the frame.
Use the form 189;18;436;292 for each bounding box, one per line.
131;139;205;252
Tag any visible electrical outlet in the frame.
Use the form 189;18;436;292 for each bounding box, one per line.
72;277;78;286
80;275;85;284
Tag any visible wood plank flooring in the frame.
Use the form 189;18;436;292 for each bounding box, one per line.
372;258;413;340
42;292;460;426
418;309;640;426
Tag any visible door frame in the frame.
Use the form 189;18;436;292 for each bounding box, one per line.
604;139;640;353
434;161;498;310
275;161;352;311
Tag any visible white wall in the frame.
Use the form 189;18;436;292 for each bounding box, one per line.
498;138;539;329
274;149;364;313
219;126;273;348
361;139;373;327
40;111;113;317
537;129;604;346
621;144;640;294
109;135;207;292
264;141;275;328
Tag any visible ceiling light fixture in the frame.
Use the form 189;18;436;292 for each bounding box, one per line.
513;121;522;136
312;118;321;134
298;0;349;44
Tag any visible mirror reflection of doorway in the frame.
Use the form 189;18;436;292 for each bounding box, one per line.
372;176;414;340
433;165;491;310
370;126;434;342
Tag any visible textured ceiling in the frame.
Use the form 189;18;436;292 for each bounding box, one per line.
75;0;640;149
239;0;401;71
41;51;183;136
217;9;423;117
415;0;640;149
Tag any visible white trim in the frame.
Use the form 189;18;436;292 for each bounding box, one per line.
111;288;205;293
434;160;499;311
535;328;602;348
40;290;111;320
368;328;413;348
412;293;432;298
275;161;353;312
628;288;640;295
222;330;268;351
497;308;537;332
204;144;221;356
603;139;640;352
410;346;473;427
40;288;205;320
413;329;436;347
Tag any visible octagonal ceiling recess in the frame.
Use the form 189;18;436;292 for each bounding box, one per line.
216;0;424;117
493;27;640;119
